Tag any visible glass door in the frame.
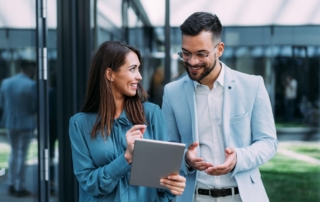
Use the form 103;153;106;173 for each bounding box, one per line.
0;0;40;201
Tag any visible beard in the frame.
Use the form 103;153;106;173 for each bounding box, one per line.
184;56;217;82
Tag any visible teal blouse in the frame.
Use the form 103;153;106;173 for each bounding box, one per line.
69;102;174;202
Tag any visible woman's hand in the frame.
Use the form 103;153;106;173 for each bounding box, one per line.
160;174;186;196
124;124;146;163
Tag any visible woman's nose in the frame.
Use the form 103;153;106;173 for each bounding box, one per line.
136;71;142;80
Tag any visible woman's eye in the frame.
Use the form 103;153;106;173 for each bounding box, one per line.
130;67;135;72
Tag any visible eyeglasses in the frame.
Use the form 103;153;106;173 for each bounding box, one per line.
178;42;220;61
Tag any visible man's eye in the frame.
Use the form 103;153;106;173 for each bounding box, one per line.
196;52;207;58
182;52;190;57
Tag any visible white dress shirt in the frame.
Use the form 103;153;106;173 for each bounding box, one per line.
194;65;237;189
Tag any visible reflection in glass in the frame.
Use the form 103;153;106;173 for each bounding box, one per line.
0;1;38;201
0;60;36;198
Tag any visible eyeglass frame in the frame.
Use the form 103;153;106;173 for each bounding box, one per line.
177;42;221;61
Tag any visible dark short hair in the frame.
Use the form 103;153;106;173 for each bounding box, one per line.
180;12;222;41
20;60;36;71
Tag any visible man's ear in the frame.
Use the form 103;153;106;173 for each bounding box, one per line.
105;68;113;81
217;42;225;58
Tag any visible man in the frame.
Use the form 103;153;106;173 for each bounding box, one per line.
0;60;37;197
162;12;277;202
284;74;298;122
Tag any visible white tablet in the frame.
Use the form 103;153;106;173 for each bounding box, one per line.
129;138;185;189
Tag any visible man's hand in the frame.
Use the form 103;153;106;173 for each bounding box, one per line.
205;147;237;175
185;142;212;171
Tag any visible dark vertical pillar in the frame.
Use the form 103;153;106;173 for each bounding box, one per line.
122;0;129;42
36;0;49;201
56;0;93;201
164;0;171;84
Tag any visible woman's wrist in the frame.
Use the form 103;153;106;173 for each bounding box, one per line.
124;150;132;164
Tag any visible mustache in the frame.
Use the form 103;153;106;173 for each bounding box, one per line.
184;62;205;68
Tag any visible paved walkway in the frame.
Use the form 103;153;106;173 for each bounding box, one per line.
278;147;320;165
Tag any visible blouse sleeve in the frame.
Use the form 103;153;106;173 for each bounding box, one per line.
69;116;131;197
148;104;175;201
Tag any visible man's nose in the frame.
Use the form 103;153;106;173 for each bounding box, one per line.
187;55;200;66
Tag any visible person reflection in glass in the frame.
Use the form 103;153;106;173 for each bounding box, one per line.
0;60;37;197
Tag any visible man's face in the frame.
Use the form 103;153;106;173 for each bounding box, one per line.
181;31;222;83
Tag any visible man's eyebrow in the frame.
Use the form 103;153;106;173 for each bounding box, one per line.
181;48;208;53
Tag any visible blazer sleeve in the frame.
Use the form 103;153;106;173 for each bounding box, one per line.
232;76;278;175
69;116;131;197
162;86;193;176
162;86;181;143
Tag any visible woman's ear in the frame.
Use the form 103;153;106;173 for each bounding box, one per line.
105;68;113;81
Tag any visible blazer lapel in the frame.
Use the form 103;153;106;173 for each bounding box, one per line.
183;77;198;143
222;64;235;148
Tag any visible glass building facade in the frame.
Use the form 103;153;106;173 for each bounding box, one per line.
0;1;319;201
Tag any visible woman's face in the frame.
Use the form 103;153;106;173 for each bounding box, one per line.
109;51;142;99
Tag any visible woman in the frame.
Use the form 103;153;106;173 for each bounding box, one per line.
69;41;186;201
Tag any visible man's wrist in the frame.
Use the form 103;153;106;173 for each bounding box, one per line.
185;162;193;171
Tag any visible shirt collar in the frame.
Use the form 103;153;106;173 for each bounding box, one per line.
193;63;225;89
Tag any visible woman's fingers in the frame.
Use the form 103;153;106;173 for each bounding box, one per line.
165;184;184;195
160;175;186;195
126;125;147;140
125;125;147;155
128;124;147;133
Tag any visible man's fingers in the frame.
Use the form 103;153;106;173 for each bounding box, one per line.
225;147;235;154
205;162;233;175
214;163;228;170
191;157;205;163
188;142;199;150
192;161;213;170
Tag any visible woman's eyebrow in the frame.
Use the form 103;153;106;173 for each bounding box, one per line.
127;64;139;69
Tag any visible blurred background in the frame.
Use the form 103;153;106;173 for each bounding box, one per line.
0;0;319;201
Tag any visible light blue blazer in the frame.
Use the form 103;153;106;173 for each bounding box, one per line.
0;73;37;130
162;62;278;202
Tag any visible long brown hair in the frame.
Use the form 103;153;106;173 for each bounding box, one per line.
81;41;148;139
